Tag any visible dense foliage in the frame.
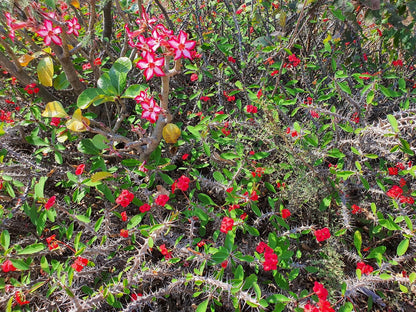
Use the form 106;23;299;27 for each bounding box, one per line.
0;0;415;311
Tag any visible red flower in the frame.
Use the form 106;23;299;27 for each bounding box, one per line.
71;257;88;272
240;212;248;220
256;241;268;253
226;187;233;193
310;111;319;118
227;56;236;63
182;153;189;160
399;196;414;205
388;167;398;175
15;291;30;305
173;175;190;192
246;105;258;113
120;229;129;238
263;250;278;271
121;211;128;221
363;53;368;61
392;59;403;67
82;63;91;70
131;293;143;301
140;96;162;124
281;209;291;219
351;204;361;214
317;299;335;312
220;217;234;234
386;185;403;199
200;96;210;102
313;281;328;300
139;203;151;213
228;204;240;211
136;51;165;80
314;228;331;242
396;162;405;170
168;30;196;60
190;73;199;82
304;302;319;312
155;194;169;206
221;260;228;268
116;190;134;208
291;130;298;137
357;262;373;275
75;164;85;175
50;117;61;126
45;196;56;210
159;244;172;259
2;260;16;272
400;178;406;187
271;70;279;76
288;54;301;67
46;235;59;250
37;20;62;46
93;57;101;66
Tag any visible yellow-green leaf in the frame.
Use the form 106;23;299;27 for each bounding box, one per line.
66;109;90;132
42;101;68;118
38;56;54;87
71;0;80;8
91;171;113;182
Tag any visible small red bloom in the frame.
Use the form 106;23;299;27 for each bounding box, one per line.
227;56;236;63
226;187;233;193
71;257;88;272
240;212;248;220
351;204;361;214
357;262;373;275
46;235;59;250
200;96;210;102
159;244;172;259
271;70;279;76
256;241;268;253
139;203;151;213
155;194;169;206
197;240;205;247
93;57;101;66
263;250;278;271
400;178;406;187
221;260;228;268
190;73;198;82
246;105;258;113
45;196;56;210
82;63;91;70
396;162;405;170
120;229;129;238
131;293;143;301
313;281;328;301
314;228;331;242
50;117;61;127
220;217;234;234
291;130;298;137
15;291;30;305
176;175;190;192
388;167;398;175
281;209;291;219
121;211;128;221
386;185;403;199
182;153;189;160
75;164;85;175
304;302;319;312
116;190;134;207
2;260;16;272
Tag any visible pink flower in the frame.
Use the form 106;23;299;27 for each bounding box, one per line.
136;51;165;80
2;260;16;272
82;63;91;71
281;209;291;219
45;196;56;210
168;30;196;60
220;217;234;234
75;164;85;175
141;98;162;124
314;228;331;242
139;203;151;213
37;20;62;46
66;17;81;36
116;190;134;207
155;194;169;206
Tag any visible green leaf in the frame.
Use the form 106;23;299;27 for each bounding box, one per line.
97;73;118;95
220;152;240;160
224;231;235;251
75;215;91;223
109;57;132;94
354;230;362;256
387;114;399;133
249;152;270;160
40;256;50;274
328;148;345;158
78;139;100;155
10;259;29;270
336;171;355;179
18;243;45;255
122;84;146;98
211;248;229;264
53;71;70;90
337;81;351;95
331;9;345;21
0;230;10;250
366;246;386;265
396;239;409;256
127;215;142;229
77;88;108;109
196;299;209;312
267;294;291;303
198;193;217;206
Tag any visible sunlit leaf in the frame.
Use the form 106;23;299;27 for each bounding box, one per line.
38;56;54;87
162;123;181;143
91;172;113;182
70;0;80;8
18;54;35;67
42;101;68;118
66;109;90;132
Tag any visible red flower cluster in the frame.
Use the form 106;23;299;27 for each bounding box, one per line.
246;105;258;113
284;54;301;68
190;73;199;81
388;167;398;175
228;56;236;63
71;257;88;272
357;262;373;275
2;260;16;272
351;112;360;123
220;217;234;234
304;282;334;312
0;110;13;123
121;211;128;221
286;127;298;137
351;204;361;214
251;167;265;178
281;209;291;219
139;203;151;213
24;83;39;95
116;190;134;207
46;235;59;250
50;117;61;126
243;190;258;201
256;241;278;271
200;96;210;102
314;228;331;242
155;194;169;206
120;229;129;238
15;291;30;305
45;196;56;210
172;175;190;193
392;59;403;67
159;244;172;260
386;185;403;199
310;110;319;118
223;91;235;102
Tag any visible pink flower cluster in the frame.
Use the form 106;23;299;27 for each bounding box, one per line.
134;90;162;124
256;241;278;271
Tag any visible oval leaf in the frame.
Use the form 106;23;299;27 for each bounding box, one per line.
42;101;69;118
38;56;54;87
396;239;409;256
66;109;90;132
18;243;45;255
18;54;35;67
91;172;113;182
